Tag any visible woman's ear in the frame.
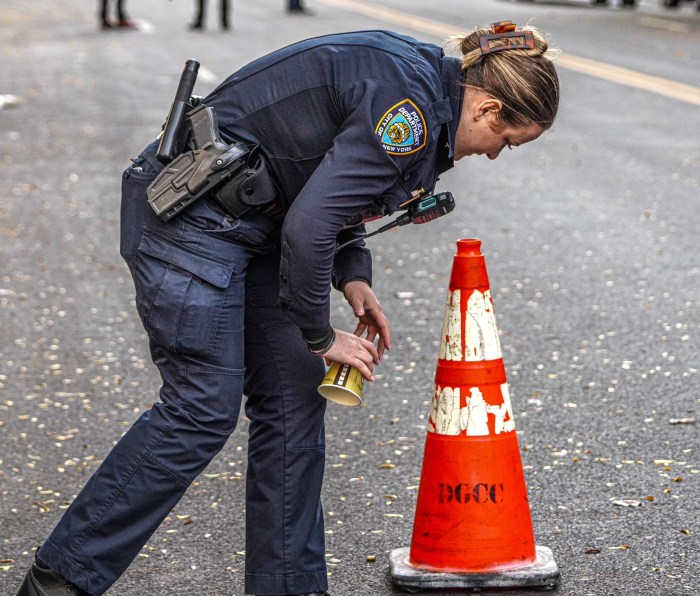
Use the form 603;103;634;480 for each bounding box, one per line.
475;98;503;121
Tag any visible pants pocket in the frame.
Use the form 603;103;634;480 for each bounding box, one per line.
132;229;238;355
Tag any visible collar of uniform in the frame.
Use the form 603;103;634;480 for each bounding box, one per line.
435;56;463;174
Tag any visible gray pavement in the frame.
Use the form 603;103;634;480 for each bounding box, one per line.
1;0;699;595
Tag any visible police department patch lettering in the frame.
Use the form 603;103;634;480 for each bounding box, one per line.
375;99;427;155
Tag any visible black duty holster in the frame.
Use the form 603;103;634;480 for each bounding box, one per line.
147;103;279;222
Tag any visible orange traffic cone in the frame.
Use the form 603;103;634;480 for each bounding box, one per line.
390;239;559;591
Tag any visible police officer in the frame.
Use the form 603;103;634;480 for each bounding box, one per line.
18;23;559;596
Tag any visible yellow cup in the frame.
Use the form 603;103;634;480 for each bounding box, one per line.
317;361;364;406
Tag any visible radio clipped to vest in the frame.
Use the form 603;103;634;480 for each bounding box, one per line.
147;59;278;222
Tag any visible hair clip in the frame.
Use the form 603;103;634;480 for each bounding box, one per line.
479;21;535;55
492;21;516;33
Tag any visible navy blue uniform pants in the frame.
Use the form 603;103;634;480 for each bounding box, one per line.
37;142;329;595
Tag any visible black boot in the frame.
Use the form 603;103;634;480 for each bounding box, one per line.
16;558;90;596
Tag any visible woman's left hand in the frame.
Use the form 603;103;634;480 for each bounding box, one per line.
343;280;391;360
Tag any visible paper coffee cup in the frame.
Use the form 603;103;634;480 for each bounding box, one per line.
318;361;364;406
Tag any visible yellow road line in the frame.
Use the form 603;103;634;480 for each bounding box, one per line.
556;54;700;106
639;15;689;33
316;0;700;107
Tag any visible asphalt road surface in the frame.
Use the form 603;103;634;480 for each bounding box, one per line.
1;1;698;595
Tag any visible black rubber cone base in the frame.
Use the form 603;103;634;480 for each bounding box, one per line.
389;545;559;592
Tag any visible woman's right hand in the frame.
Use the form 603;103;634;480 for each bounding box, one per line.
321;328;379;382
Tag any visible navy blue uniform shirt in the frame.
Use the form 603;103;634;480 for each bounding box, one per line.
204;30;464;343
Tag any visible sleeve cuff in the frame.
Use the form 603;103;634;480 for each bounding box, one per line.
304;326;336;354
339;276;371;292
301;324;334;347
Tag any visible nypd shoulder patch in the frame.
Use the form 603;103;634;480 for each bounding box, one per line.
375;99;427;156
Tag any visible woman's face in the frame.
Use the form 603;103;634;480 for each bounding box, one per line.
454;89;544;161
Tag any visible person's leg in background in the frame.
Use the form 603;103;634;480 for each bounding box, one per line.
190;0;206;29
242;250;329;596
100;0;110;28
221;0;230;30
287;0;314;14
115;0;136;27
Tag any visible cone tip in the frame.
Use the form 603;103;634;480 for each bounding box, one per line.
456;239;482;256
